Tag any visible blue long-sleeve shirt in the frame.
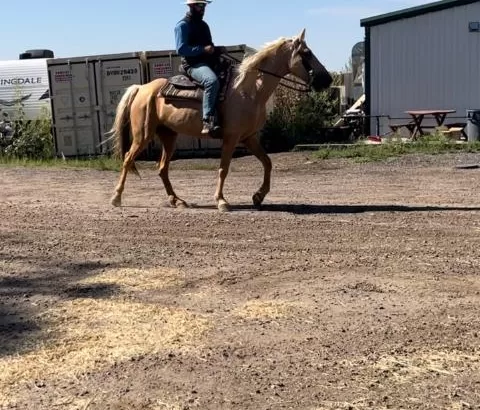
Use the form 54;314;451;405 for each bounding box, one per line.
175;19;207;57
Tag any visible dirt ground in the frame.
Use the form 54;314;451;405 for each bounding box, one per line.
1;151;480;410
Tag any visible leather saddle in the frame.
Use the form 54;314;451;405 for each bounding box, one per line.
158;57;234;104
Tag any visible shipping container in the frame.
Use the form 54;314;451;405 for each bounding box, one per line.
0;58;50;120
47;52;144;157
94;53;145;152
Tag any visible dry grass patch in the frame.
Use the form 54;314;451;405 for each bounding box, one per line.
0;259;39;276
313;401;386;410
80;266;184;292
374;350;480;383
234;299;304;320
0;267;209;407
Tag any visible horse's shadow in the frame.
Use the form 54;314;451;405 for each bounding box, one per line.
190;203;480;215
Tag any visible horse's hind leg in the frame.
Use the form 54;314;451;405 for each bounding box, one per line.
242;134;272;207
158;130;188;208
111;136;147;207
111;109;150;207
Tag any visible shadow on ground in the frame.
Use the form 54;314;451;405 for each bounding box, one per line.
0;257;121;358
191;203;480;215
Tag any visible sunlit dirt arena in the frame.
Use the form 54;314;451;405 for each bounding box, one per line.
1;151;480;409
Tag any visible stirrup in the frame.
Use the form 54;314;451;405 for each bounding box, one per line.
201;117;220;135
201;121;213;134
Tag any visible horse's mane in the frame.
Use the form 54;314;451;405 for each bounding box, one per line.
233;37;290;95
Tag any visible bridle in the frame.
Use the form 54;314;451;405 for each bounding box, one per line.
256;68;312;93
225;50;314;93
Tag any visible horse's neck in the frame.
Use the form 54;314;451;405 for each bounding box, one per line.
249;56;288;105
256;72;282;105
226;48;289;106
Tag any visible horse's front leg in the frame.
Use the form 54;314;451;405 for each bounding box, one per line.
243;134;272;207
158;133;188;208
214;139;237;212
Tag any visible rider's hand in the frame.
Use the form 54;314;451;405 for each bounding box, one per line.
204;45;215;54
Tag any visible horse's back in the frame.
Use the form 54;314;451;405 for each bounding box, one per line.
144;78;168;94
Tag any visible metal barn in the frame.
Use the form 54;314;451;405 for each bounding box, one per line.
360;0;480;136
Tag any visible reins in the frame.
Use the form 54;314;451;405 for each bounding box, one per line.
224;54;312;93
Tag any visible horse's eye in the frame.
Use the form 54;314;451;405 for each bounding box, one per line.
303;48;312;57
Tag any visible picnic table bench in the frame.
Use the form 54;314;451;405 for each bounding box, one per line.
388;120;437;135
389;120;416;134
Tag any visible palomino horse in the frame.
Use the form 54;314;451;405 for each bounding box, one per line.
107;29;332;212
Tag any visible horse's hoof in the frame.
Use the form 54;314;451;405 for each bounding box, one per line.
252;192;263;207
168;196;178;208
218;202;230;213
169;196;188;209
111;195;121;207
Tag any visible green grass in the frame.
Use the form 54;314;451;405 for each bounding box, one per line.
1;134;480;170
311;135;480;163
0;155;122;171
169;161;223;171
0;155;226;172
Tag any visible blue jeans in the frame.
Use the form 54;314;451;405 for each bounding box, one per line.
187;64;219;121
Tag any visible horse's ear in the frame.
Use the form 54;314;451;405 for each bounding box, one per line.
293;28;306;48
298;28;306;42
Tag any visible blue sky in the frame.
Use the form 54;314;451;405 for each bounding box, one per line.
2;0;428;71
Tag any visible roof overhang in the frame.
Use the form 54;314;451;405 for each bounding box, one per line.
360;0;478;27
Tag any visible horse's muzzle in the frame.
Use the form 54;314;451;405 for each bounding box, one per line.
311;72;333;92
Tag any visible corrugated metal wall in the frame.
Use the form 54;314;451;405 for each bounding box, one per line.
369;2;480;135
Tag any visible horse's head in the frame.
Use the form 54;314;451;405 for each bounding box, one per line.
287;29;333;92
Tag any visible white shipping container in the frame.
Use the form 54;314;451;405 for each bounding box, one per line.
0;58;50;120
95;53;145;151
47;52;144;157
47;57;100;156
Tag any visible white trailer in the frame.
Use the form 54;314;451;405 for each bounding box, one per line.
0;58;50;120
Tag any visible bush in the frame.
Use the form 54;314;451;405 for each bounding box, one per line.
291;90;339;143
1;102;54;160
260;83;339;152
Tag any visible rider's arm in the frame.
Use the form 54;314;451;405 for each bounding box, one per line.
204;23;214;47
175;21;205;56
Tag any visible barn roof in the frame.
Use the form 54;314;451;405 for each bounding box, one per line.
360;0;479;27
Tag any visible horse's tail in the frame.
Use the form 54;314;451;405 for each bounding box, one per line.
103;84;141;161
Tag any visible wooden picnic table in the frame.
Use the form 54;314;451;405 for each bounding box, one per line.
405;109;456;139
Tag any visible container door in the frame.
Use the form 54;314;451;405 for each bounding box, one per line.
95;57;144;153
146;53;178;81
48;61;100;156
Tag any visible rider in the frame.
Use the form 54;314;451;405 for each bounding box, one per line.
175;0;221;135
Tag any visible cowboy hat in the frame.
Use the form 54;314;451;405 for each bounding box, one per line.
184;0;211;4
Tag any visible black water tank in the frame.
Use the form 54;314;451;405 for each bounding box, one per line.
19;49;54;59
